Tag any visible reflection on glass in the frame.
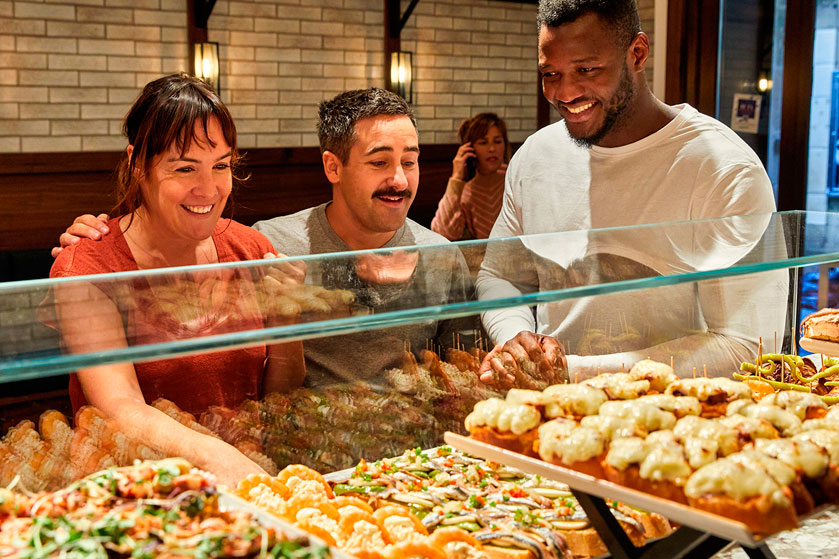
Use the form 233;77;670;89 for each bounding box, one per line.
3;211;839;481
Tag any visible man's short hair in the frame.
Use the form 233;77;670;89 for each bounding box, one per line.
537;0;641;48
317;88;417;163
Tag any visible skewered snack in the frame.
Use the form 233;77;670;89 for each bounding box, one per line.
735;352;839;404
760;390;828;420
801;308;839;342
664;377;753;417
751;438;839;507
684;451;800;535
725;401;802;437
536;419;606;478
0;458;331;559
541;384;608;420
581;373;649;400
627;359;678;393
634;394;701;419
465;398;542;457
601;434;691;504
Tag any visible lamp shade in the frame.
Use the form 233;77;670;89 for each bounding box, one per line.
193;42;220;93
389;51;413;103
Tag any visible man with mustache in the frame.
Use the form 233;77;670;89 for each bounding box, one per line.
55;88;474;387
252;87;474;386
476;0;781;385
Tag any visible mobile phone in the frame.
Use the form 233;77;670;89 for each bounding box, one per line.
465;156;477;181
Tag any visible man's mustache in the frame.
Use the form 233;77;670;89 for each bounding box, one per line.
372;189;413;199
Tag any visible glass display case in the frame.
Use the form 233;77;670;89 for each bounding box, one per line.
0;210;837;491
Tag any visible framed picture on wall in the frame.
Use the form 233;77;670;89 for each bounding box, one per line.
731;93;762;134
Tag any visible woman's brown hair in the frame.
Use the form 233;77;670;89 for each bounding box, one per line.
457;112;511;163
113;73;244;217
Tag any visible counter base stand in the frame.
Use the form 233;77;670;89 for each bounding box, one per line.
572;489;776;559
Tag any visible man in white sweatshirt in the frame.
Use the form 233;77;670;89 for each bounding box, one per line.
476;0;784;385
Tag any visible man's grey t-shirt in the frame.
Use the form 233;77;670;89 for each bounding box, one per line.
253;203;476;387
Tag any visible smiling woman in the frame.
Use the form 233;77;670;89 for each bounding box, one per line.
47;73;306;487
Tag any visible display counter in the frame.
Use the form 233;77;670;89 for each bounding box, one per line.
1;210;839;558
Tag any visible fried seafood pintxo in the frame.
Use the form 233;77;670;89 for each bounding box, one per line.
326;447;670;559
238;461;496;559
0;458;330;559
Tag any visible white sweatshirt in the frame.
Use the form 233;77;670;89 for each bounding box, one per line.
476;104;787;378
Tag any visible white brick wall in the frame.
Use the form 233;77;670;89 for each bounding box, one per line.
0;0;655;153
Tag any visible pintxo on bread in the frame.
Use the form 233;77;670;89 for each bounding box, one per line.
801;308;839;342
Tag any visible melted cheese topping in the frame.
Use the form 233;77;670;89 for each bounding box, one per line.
718;415;779;440
665;377;753;402
537;419;604;464
727;402;802;437
583;373;650;400
726;450;796;486
629;359;678;392
580;414;644;441
543;383;608;418
761;391;827;421
794;429;839;463
598;400;676;431
685;456;790;506
604;437;649;471
753;438;829;479
673;416;740;456
682;436;721;469
638;394;702;417
465;398;542;435
506;388;552;407
645;429;677;445
639;442;691;482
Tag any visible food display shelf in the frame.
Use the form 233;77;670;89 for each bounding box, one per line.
444;433;833;559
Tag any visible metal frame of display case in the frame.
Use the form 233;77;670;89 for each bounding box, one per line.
571;491;776;559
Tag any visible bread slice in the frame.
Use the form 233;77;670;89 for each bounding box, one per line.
801;308;839;342
470;424;539;457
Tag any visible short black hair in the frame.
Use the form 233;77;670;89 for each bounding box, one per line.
537;0;641;48
317;88;417;163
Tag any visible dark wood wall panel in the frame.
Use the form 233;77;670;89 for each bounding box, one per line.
0;145;461;253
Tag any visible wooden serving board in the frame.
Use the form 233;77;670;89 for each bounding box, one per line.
443;432;767;547
219;490;356;559
799;336;839;357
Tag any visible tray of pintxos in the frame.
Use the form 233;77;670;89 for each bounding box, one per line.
448;358;839;552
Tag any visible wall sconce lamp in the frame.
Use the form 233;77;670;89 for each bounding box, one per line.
389;51;413;103
757;72;772;93
758;75;773;93
193;41;220;94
